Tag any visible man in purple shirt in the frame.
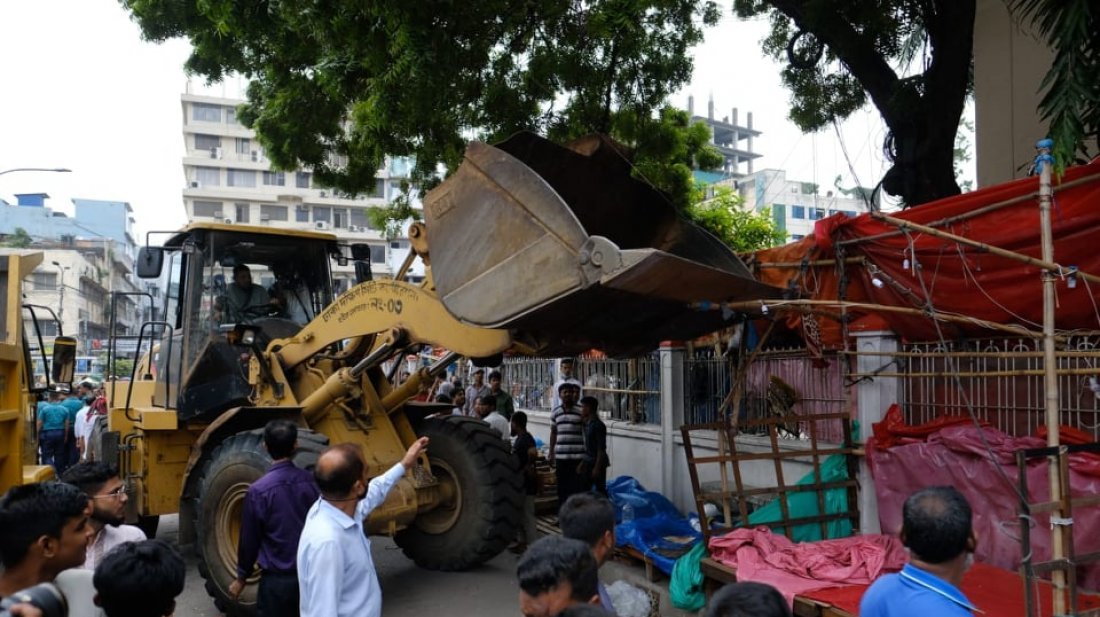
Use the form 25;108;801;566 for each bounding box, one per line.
229;420;320;617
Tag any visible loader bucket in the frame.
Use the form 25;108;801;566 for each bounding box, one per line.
423;132;782;356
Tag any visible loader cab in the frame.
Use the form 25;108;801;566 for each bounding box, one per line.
137;223;342;422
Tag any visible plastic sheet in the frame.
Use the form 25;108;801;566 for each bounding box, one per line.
608;476;701;575
869;416;1100;590
669;540;708;611
747;453;852;541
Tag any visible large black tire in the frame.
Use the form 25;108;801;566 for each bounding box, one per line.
395;416;523;570
194;429;328;617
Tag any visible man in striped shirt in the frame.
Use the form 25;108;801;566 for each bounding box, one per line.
549;383;585;510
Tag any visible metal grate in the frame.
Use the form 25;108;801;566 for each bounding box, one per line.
502;354;661;424
900;336;1100;438
685;348;850;443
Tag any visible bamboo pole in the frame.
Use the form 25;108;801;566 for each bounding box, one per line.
845;350;1100;358
838;171;1100;247
871;213;1100;285
1037;140;1068;615
850;367;1100;379
706;299;1046;339
754;257;864;268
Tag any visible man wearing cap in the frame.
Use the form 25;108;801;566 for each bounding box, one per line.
464;369;490;417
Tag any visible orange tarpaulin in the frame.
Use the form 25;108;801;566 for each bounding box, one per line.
750;160;1100;347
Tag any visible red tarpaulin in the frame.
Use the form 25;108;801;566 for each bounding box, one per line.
750;160;1100;347
868;411;1100;590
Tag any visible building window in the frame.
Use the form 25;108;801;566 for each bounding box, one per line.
811;208;824;220
262;171;286;186
226;107;239;125
791;234;805;241
333;208;348;229
228;169;256;188
313;206;331;223
370;245;387;264
371;178;386;199
350;208;369;228
195;167;221;187
32;272;58;290
791;205;804;219
235;203;250;223
235;138;250;154
296;206;310;222
193;200;222;218
192;103;221;122
260;205;288;221
195;134;221;150
296;172;311;188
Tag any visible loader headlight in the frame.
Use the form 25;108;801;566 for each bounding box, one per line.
222;324;261;347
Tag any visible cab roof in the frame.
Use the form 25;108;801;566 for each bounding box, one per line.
163;221;339;249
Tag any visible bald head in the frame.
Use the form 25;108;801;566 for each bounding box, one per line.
314;443;365;499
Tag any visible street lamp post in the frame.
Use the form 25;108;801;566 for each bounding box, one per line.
0;167;71;177
50;260;68;324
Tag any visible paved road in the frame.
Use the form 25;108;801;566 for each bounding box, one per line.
159;514;524;617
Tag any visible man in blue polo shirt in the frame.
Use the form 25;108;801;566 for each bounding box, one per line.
860;486;978;616
36;388;70;473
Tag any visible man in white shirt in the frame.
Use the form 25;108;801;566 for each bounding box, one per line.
61;462;147;570
550;358;583;410
476;395;511;441
297;437;429;617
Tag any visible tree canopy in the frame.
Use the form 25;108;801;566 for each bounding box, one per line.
688;187;786;252
123;0;719;195
734;0;1097;206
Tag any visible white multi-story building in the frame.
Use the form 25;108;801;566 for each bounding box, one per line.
730;169;874;241
180;92;402;293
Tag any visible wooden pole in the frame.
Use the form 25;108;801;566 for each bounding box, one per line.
871;213;1100;285
1037;140;1067;615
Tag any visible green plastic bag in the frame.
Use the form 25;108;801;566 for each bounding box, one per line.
747;453;852;541
670;540;708;611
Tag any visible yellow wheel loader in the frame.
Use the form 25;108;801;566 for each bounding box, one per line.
99;133;779;614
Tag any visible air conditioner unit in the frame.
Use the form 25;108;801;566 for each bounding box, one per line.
260;215;271;222
214;147;224;159
213;211;223;218
319;191;328;198
315;220;330;230
347;225;358;232
189;181;200;188
224;218;234;224
251;150;259;162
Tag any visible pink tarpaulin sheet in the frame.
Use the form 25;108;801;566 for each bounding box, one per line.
868;419;1100;590
708;528;907;605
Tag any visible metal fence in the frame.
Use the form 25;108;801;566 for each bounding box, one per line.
900;336;1100;438
685;348;851;443
502;353;662;424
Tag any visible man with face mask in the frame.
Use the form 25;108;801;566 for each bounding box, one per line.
61;462;147;570
860;486;978;616
297;437;429;617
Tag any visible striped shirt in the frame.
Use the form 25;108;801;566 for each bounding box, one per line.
551;405;585;460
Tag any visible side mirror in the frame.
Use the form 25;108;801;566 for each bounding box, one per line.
51;336;77;385
136;247;165;278
350;243;372;261
354;262;373;284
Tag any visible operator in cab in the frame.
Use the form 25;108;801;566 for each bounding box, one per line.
217;264;272;323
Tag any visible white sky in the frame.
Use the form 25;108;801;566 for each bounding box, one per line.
0;1;973;239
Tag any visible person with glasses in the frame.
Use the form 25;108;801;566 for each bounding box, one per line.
61;462;146;570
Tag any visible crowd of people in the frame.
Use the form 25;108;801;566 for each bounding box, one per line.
8;353;984;617
35;381;108;474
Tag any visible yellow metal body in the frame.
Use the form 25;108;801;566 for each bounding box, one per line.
0;251;57;493
108;269;511;536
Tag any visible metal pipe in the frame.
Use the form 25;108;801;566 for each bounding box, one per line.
299;339;399;423
379;352;460;411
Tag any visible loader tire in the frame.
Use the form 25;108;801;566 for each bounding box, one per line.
395;415;523;570
193;429;327;616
